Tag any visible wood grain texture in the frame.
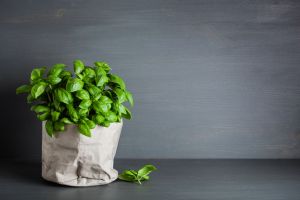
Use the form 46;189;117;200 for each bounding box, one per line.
1;159;300;200
0;0;300;158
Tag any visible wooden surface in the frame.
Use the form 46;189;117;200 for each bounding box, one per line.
0;0;300;159
1;159;300;200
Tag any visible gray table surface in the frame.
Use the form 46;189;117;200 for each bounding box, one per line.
1;159;300;200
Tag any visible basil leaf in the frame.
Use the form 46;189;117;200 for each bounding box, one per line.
31;82;47;99
73;59;85;74
126;90;134;106
140;175;149;181
66;104;79;122
51;111;60;121
54;121;65;132
93;114;105;124
78;122;91;137
108;74;126;89
95;66;106;76
85;119;96;129
118;172;136;182
31;105;50;113
45;120;54;137
92;101;110;114
47;75;62;85
79;99;92;109
78;108;88;116
94;61;111;72
31;67;46;81
113;88;127;103
119;104;126;114
60;117;72;124
66;78;84;92
99;95;113;104
118;165;157;184
37;112;50;121
96;75;109;87
137;165;157;179
54;88;73;104
76;89;90;100
122;106;132;120
59;71;72;80
106;111;117;122
48;63;65;76
86;85;101;97
100;121;110;127
83;68;96;78
27;94;34;103
16;85;31;94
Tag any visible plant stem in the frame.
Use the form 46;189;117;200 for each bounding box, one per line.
137;179;142;185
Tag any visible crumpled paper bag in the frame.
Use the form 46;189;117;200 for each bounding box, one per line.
41;121;122;187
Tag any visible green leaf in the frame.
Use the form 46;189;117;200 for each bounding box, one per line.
79;99;92;109
78;122;91;137
45;120;54;137
54;121;65;132
93;92;102;101
61;117;73;124
66;104;79;122
122;106;132;120
31;82;47;99
78;108;88;116
140;175;149;181
126;90;134;106
99;95;113;104
100;121;110;127
73;60;85;74
118;171;136;182
93;114;105;124
137;165;157;179
31;105;50;113
54;88;73;104
47;75;62;85
118;165;157;184
76;89;90;100
51;111;60;121
92;101;110;114
86;85;101;97
85;119;96;129
119;104;126;114
27;94;34;103
31;67;46;81
95;66;107;76
16;85;31;94
106;111;117;122
108;74;126;89
48;63;65;77
96;75;109;87
94;61;111;72
83;68;96;78
113;88;127;103
66;78;84;92
37;112;50;121
59;71;72;79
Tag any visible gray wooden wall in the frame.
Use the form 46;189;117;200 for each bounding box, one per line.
1;0;300;159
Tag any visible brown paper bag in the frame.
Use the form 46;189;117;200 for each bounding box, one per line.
41;121;122;186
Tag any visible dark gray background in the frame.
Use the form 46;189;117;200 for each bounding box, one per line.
1;0;300;159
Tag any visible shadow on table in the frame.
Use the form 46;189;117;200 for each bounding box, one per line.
0;159;61;187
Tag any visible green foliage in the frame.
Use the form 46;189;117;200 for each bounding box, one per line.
16;60;134;137
118;165;157;184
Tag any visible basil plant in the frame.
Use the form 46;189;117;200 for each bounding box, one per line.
16;60;133;137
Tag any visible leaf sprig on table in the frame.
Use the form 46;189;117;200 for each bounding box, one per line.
16;60;134;137
118;164;157;184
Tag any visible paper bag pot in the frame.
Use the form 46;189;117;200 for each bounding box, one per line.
41;121;123;187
